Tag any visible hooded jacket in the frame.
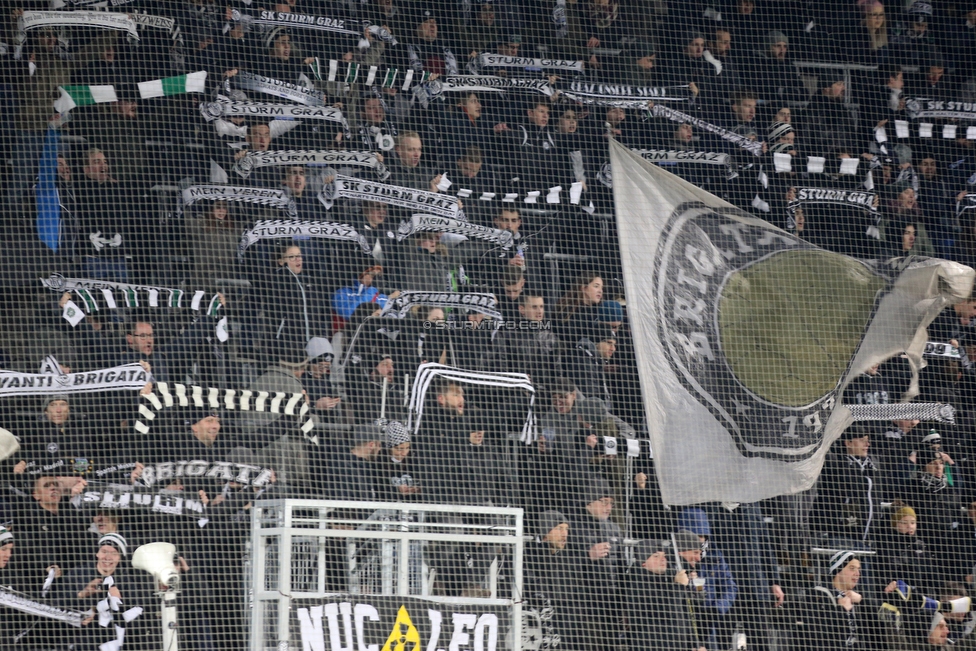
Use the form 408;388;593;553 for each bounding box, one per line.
625;562;701;650
255;264;327;346
810;450;884;543
676;507;739;615
332;280;389;320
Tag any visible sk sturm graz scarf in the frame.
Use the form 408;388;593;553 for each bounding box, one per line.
413;76;553;108
787;187;879;214
410;363;536;441
200;96;347;125
234;150;389;180
787;186;880;231
56;0;139;6
561;82;693;107
905;98;976;121
232;71;325;106
0;364;149;396
178;184;298;218
238;219;371;258
0;586;85;627
19;10;139;40
396;214;514;247
381;291;502;320
637;149;737;179
74;487;213;519
319;175;461;218
475;53;583;72
242;9;361;35
646;103;764;156
135;382;317;444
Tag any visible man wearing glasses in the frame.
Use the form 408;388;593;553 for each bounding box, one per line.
119;313;221;384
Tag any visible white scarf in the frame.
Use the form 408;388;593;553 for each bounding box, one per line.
233;149;388;180
179;184;298;218
396;214;513;247
0;364;149;396
135;382;317;444
19;10;139;40
382;291;502;320
238;219;370;258
319;175;461;219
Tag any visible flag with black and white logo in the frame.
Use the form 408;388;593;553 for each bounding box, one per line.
609;139;975;505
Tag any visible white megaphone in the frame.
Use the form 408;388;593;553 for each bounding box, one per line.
0;428;20;463
132;542;180;651
132;542;179;589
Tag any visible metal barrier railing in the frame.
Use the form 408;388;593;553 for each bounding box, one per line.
250;499;524;651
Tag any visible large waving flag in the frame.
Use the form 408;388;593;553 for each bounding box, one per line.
609;139;975;505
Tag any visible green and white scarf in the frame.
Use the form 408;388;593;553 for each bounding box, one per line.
308;58;431;90
54;71;207;112
41;275;221;315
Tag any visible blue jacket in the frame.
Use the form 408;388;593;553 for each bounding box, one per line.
678;507;738;615
332;282;388;320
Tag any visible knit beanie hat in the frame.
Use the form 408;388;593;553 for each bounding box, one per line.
596;301;624;323
921;429;941;445
828;550;857;577
352;423;385;446
42;395;69;410
891;503;917;527
98;532;128;558
768;121;794;141
635;539;665;562
580;477;613;506
0;526;11;547
264;26;288;49
673;529;702;553
537;510;569;537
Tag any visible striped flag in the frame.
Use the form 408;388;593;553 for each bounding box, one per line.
137;71;207;99
54;85;118;113
53;71;207;113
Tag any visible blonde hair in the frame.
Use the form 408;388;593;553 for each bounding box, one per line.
862;1;888;50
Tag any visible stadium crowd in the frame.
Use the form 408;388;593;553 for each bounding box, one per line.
5;0;976;650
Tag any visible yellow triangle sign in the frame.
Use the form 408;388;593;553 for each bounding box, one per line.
381;606;421;651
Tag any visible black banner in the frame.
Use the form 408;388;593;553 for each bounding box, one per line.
136;459;274;489
787;187;879;219
906;98;976;121
74;487;208;519
294;596;511;651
